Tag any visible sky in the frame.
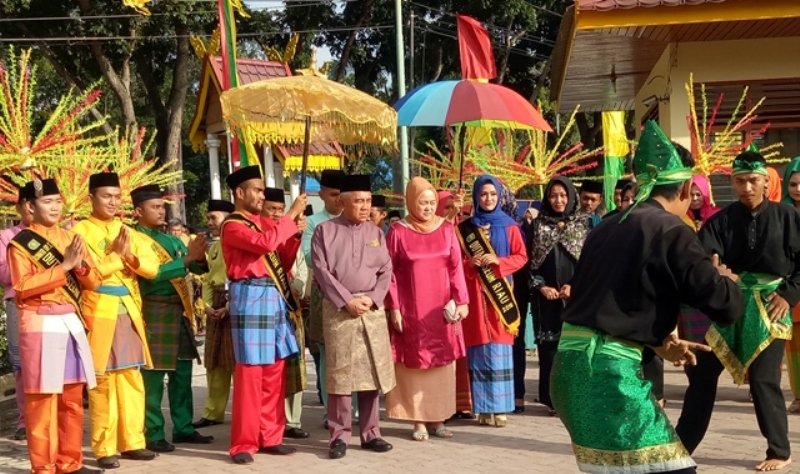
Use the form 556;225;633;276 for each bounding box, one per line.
244;0;333;67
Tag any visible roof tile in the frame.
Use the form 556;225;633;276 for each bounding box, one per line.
579;0;726;11
209;56;289;86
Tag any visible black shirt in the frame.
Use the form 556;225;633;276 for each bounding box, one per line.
562;200;743;346
698;199;800;306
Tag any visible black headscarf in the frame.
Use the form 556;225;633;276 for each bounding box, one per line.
530;176;589;269
539;176;579;219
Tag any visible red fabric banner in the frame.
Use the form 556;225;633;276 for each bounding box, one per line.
457;14;497;81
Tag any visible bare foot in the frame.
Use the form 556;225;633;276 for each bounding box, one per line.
755;458;792;471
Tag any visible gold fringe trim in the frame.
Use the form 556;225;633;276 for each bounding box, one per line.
572;441;692;469
706;289;792;385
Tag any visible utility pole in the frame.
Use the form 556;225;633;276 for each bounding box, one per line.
393;0;410;195
408;9;416;176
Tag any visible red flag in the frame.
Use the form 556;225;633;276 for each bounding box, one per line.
457;14;497;81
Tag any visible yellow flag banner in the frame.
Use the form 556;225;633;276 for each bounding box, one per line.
602;111;630;210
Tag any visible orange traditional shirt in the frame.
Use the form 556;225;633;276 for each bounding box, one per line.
10;223;102;311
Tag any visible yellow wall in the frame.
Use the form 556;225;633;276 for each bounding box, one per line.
635;36;800;147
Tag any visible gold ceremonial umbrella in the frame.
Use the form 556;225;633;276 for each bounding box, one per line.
220;75;397;192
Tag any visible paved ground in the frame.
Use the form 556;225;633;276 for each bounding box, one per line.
2;348;800;473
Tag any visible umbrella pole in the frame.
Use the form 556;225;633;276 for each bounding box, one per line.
458;125;467;190
299;116;311;194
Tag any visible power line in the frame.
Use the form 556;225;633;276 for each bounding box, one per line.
417;25;548;61
0;24;394;43
408;0;563;19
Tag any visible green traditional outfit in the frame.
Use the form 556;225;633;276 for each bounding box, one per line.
675;154;800;461
551;121;744;474
135;224;207;444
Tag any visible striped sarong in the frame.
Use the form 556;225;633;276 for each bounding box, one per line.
552;323;694;474
466;343;514;414
229;278;298;365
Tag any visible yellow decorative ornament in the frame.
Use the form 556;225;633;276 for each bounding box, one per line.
122;0;152;16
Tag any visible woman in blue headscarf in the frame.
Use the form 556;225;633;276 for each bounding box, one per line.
457;175;527;428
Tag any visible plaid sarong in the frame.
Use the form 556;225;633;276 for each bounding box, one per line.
467;343;514;414
5;299;21;370
230;278;298;365
204;285;235;372
284;309;307;395
677;305;713;344
142;294;199;371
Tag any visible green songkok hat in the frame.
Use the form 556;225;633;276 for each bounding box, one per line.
731;148;768;177
621;120;693;221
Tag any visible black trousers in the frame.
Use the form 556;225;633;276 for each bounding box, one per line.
675;339;790;460
537;340;558;409
642;354;665;400
513;297;529;402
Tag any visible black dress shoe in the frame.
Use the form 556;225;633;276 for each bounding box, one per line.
146;439;175;453
260;444;296;455
97;456;120;469
12;427;26;440
173;431;214;444
329;440;347;459
323;420;329;430
232;452;253;465
513;405;525;414
120;449;157;461
67;467;106;474
191;418;222;429
283;427;309;439
361;438;393;453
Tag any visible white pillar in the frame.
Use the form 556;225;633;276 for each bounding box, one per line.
263;144;276;187
206;134;222;200
274;161;285;190
289;171;300;201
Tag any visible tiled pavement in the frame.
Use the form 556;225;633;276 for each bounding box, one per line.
2;350;800;473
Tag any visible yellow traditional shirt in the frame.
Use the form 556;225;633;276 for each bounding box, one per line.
202;239;227;309
72;216;160;373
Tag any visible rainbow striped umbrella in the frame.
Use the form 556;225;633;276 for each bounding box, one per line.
394;80;552;131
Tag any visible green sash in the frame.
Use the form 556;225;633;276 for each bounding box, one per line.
221;213;301;316
706;272;792;385
456;220;520;335
10;229;86;324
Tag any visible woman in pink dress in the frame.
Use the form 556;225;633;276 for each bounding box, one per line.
385;177;469;441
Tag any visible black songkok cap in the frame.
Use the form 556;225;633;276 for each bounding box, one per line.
340;174;371;193
225;165;262;190
319;170;345;190
387;210;402;220
371;194;386;208
208;199;235;214
263;187;285;203
304;204;314;217
15;184;25;203
131;184;163;207
580;180;603;194
23;178;60;200
89;172;120;191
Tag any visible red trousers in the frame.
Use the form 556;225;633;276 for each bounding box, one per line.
25;383;84;474
229;359;286;456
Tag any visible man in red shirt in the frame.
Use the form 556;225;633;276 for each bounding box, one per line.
220;166;307;465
